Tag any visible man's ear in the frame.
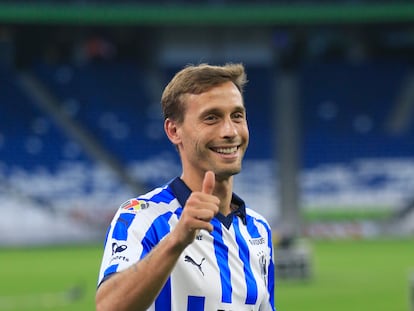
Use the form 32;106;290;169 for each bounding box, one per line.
164;118;181;145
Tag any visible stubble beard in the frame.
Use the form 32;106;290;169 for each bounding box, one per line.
207;156;243;181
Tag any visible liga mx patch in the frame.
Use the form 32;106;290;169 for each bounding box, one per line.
120;198;149;213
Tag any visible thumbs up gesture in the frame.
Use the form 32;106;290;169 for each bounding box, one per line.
201;170;215;196
173;171;220;248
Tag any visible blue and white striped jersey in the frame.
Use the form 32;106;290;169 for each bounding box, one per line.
98;177;276;311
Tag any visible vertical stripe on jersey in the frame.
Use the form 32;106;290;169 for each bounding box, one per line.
212;220;232;303
140;211;173;259
268;257;275;308
155;279;172;311
258;220;275;307
112;213;136;240
142;211;174;311
245;217;262;239
256;218;275;309
233;217;258;305
187;296;205;311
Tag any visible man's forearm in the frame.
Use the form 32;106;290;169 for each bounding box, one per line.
96;232;186;311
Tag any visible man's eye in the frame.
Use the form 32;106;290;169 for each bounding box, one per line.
233;112;245;120
205;115;218;121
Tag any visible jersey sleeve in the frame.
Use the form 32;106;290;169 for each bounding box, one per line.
254;213;276;311
96;198;152;287
260;220;277;311
268;231;276;311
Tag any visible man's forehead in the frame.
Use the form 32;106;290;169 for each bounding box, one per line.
187;82;242;104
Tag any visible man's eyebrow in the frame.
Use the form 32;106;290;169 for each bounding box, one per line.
234;106;246;113
200;107;222;117
200;106;246;117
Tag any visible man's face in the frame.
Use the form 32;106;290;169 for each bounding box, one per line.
174;81;249;181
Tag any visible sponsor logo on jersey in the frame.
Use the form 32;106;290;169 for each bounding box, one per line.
184;255;206;276
112;242;127;255
110;242;129;264
120;198;149;213
249;237;265;245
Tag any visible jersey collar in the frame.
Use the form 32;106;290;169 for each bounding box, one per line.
169;177;247;228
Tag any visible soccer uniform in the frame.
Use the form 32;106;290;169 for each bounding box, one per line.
97;177;276;311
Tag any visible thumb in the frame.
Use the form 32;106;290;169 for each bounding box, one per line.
201;171;215;194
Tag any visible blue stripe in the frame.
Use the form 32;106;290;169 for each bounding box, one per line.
234;217;258;305
245;215;261;239
174;206;183;218
187;296;205;311
112;213;136;241
103;264;118;279
155;278;172;311
149;188;175;204
140;211;173;259
268;258;275;309
142;210;175;310
256;219;276;310
212;220;232;303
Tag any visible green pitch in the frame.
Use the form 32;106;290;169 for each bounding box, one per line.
0;239;412;311
277;238;414;311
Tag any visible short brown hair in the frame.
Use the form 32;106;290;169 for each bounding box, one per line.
161;63;247;123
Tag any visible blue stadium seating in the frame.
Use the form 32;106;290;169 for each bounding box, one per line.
33;61;172;165
0;64;89;173
300;61;414;168
2;60;413;175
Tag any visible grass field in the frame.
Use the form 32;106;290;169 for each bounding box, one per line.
0;238;413;311
277;238;414;311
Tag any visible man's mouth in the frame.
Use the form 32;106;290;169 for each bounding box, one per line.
211;146;238;154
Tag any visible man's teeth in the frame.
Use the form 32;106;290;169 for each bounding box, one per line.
215;147;237;154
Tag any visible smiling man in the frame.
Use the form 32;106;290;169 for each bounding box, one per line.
96;63;276;311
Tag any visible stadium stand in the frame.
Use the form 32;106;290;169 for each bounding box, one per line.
32;61;169;164
1;1;414;247
4;60;413;173
301;60;413;168
1;55;414;243
0;63;89;173
27;61;277;164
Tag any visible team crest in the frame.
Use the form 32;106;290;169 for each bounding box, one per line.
259;254;268;286
120;198;149;213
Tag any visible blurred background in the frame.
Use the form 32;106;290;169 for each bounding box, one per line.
0;1;414;310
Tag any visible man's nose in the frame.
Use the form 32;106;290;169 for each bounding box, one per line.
221;118;238;138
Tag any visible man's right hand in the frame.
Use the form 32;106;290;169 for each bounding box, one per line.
173;171;220;248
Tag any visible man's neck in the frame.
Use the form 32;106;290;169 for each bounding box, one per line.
214;177;234;216
181;172;234;216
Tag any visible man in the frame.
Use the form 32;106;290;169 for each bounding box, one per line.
96;63;276;311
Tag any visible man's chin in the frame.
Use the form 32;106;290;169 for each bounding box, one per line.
214;167;242;180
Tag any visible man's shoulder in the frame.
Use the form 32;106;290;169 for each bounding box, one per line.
119;184;178;214
245;206;272;228
245;205;265;218
138;183;177;204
